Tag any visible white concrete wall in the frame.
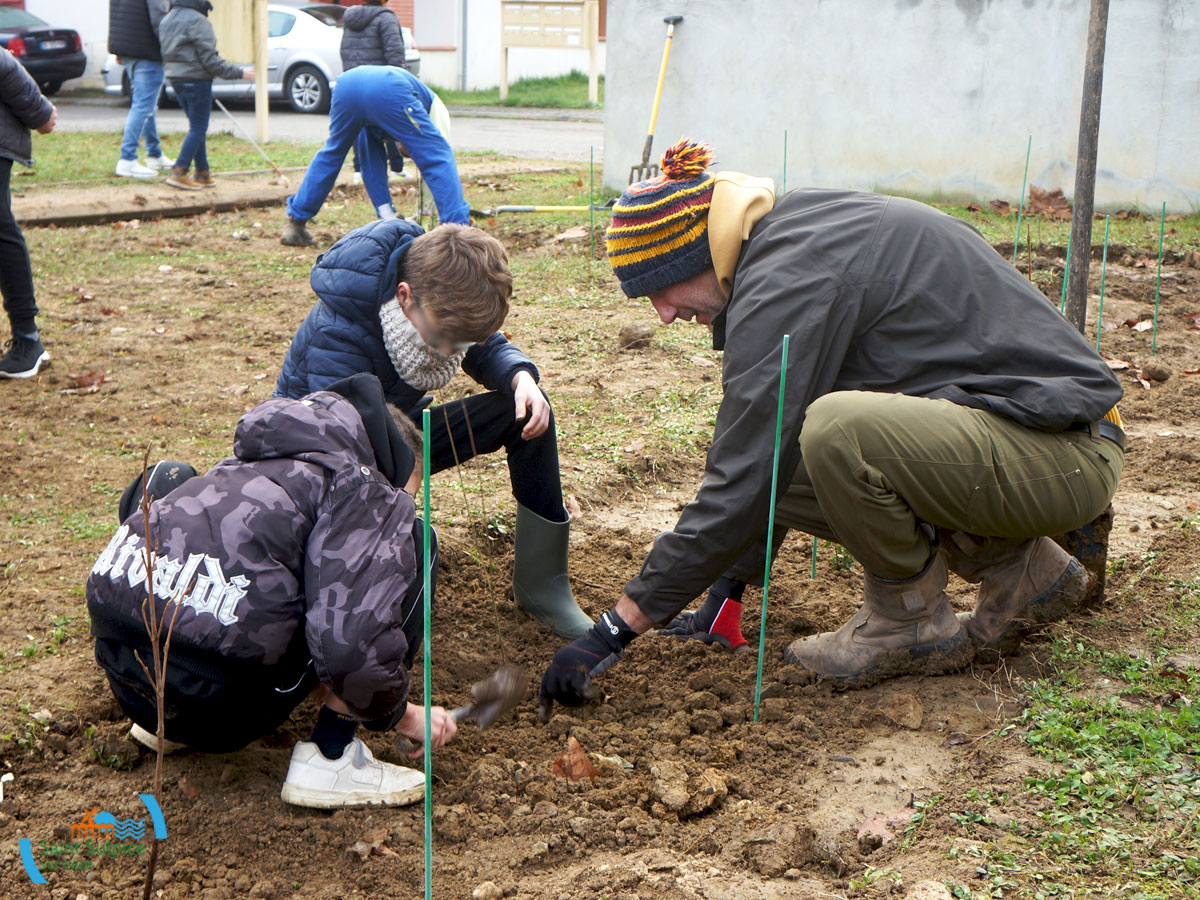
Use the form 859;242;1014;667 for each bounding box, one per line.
415;0;605;91
26;0;108;87
604;0;1200;213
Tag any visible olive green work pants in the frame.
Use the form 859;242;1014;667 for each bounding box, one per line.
769;392;1123;581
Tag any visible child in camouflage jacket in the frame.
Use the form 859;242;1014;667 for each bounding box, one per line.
86;373;455;808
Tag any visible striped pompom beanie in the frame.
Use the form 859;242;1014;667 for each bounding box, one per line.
606;138;715;298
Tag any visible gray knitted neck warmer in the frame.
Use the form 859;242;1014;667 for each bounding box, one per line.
379;298;467;391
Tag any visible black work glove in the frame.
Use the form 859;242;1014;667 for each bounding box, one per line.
538;608;637;722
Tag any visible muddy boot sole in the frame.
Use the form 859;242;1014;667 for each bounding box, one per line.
783;628;975;690
960;557;1093;658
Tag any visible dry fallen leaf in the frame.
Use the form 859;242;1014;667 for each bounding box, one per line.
1027;185;1071;219
1132;320;1153;332
1103;356;1130;370
71;371;104;389
688;355;716;368
551;736;601;784
623;438;645;454
857;813;897;846
990;199;1012;216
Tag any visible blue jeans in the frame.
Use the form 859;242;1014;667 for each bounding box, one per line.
170;80;212;174
119;59;165;161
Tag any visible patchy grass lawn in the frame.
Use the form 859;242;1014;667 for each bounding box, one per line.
433;70;603;109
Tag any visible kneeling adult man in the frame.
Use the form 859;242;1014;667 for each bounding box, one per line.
538;139;1124;713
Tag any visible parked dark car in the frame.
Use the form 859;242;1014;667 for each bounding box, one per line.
0;6;87;96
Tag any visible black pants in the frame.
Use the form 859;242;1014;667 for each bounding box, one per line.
352;125;404;174
422;390;566;522
94;524;438;751
0;158;38;335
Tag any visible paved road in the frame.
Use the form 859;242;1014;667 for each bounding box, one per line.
51;95;605;162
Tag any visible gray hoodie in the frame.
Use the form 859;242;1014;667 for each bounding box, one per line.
158;0;245;82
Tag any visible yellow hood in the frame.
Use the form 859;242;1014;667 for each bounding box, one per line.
707;172;776;298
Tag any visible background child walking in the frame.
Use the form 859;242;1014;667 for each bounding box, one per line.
157;0;253;191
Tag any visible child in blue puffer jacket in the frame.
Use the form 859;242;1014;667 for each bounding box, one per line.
275;219;593;640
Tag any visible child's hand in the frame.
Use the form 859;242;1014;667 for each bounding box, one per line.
395;704;458;757
511;371;549;440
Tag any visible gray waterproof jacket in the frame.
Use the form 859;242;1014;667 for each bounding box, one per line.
0;48;52;166
340;4;405;70
86;388;419;726
624;188;1125;622
158;0;244;82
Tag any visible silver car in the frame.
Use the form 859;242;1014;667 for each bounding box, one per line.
101;2;420;114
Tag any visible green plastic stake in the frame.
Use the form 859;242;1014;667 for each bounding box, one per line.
1095;215;1110;354
1153;201;1166;355
810;537;818;578
421;409;432;900
753;335;790;724
1012;135;1031;263
1059;232;1071;314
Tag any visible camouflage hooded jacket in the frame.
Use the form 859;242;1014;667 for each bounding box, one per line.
86;388;418;726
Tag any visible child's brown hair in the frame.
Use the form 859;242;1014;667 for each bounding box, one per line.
403;224;512;343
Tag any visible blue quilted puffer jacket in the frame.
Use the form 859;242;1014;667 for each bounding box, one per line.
275;218;537;414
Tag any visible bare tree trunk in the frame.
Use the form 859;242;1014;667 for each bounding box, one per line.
133;449;186;900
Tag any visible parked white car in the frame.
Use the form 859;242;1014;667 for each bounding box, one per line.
101;2;420;114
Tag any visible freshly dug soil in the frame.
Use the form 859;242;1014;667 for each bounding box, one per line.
0;196;1197;900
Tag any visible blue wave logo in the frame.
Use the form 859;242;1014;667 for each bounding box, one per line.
93;812;145;840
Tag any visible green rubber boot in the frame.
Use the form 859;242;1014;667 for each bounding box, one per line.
512;504;593;639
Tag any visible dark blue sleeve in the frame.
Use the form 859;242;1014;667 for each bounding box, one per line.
461;333;538;393
277;303;383;400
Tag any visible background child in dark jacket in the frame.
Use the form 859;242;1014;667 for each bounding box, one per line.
87;373;457;809
275;220;594;640
156;0;254;190
0;47;55;378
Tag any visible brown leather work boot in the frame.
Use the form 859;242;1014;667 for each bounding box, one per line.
941;532;1092;658
193;170;216;188
783;553;973;688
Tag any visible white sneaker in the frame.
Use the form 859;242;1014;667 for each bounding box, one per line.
280;738;424;809
129;722;188;755
350;172;363;185
145;155;175;171
115;158;159;179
